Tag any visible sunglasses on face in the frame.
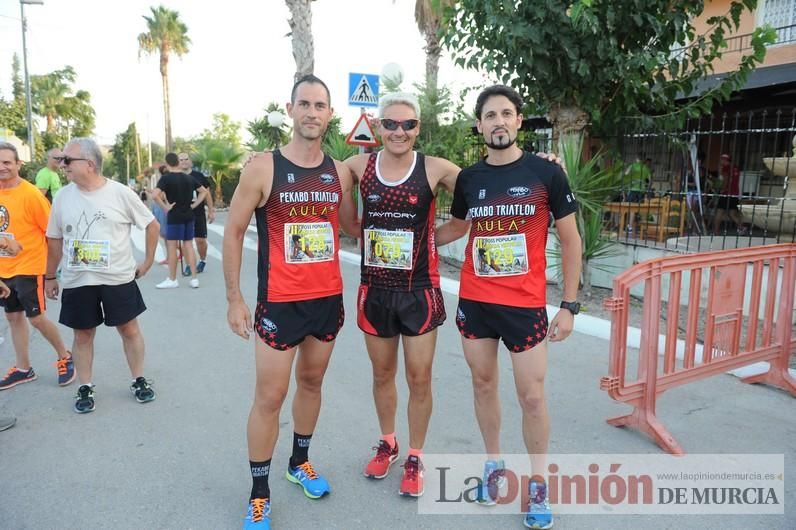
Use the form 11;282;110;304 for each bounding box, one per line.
380;118;419;131
55;156;89;166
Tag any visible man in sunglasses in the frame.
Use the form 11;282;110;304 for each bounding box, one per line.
223;74;358;529
0;142;74;391
35;149;63;202
436;85;582;529
343;93;460;497
44;138;160;413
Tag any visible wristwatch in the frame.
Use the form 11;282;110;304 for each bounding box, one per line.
559;301;581;315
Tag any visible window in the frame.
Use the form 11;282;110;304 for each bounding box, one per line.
761;0;796;44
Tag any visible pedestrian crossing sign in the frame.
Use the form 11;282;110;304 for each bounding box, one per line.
348;73;379;108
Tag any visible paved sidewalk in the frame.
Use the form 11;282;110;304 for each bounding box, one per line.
0;215;792;529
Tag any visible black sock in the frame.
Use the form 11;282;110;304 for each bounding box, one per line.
290;432;312;467
250;459;271;500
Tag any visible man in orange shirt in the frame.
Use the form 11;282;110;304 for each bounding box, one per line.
0;142;73;390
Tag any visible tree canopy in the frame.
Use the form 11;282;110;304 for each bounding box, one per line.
442;0;776;135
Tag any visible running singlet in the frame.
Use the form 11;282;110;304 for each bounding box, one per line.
450;152;577;308
359;151;439;291
255;150;343;302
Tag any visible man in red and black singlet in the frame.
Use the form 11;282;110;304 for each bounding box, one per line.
343;93;459;497
436;85;582;528
223;75;358;528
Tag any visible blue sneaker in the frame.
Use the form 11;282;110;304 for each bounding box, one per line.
475;459;505;506
0;366;37;390
196;260;206;273
524;481;553;529
56;353;75;386
285;461;330;499
243;498;270;529
182;265;192;277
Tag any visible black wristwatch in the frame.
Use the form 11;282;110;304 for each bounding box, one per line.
560;301;581;315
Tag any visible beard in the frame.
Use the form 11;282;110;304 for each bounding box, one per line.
297;122;326;140
485;130;516;150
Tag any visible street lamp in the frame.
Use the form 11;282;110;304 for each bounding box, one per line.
267;111;284;149
20;0;44;160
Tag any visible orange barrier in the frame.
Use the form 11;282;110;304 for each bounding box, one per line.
600;243;796;454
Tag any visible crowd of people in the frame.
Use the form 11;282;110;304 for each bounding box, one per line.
2;77;583;530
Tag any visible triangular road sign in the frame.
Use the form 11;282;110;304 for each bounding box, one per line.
345;114;380;147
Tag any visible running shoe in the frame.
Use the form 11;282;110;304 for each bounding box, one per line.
476;459;506;506
364;439;399;478
74;384;95;414
182;265;192;277
55;353;76;386
189;278;199;289
243;498;270;529
524;481;553;529
156;278;179;289
286;461;330;499
0;416;16;431
0;367;37;390
197;260;206;273
399;455;424;497
130;376;156;403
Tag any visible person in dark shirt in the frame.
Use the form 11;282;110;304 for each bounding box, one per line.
152;152;207;289
178;153;214;275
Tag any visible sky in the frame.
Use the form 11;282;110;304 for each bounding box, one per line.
0;0;491;147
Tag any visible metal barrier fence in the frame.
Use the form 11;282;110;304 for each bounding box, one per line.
437;108;796;251
600;243;796;454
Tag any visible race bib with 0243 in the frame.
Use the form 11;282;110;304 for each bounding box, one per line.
66;239;110;270
284;222;335;264
364;228;414;270
472;233;529;277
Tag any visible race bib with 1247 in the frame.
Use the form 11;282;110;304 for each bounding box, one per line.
66;239;110;270
364;228;414;270
284;222;335;264
472;233;529;277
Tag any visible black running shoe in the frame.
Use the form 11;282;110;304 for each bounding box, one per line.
74;384;95;414
130;376;156;403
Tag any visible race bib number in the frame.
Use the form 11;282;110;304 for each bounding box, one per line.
284;222;334;264
66;239;110;270
364;228;414;270
0;232;15;258
472;234;529;277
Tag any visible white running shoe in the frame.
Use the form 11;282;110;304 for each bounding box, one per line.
189;278;199;289
156;278;179;289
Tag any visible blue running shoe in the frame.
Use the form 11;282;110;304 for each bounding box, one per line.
243;498;270;529
196;260;206;273
182;265;192;277
56;353;75;386
475;459;505;506
286;461;330;499
524;481;553;529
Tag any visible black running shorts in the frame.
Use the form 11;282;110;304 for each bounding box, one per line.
193;210;208;239
0;275;45;318
455;298;548;352
254;294;344;351
60;280;146;329
357;285;446;338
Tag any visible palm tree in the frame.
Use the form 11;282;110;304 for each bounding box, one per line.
200;140;244;207
31;66;76;133
138;6;190;152
414;0;454;127
285;0;315;81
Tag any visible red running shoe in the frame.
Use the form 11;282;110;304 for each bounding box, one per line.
363;439;399;479
399;455;424;497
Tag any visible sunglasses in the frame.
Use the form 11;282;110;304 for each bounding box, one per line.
380;118;419;131
55;156;89;166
